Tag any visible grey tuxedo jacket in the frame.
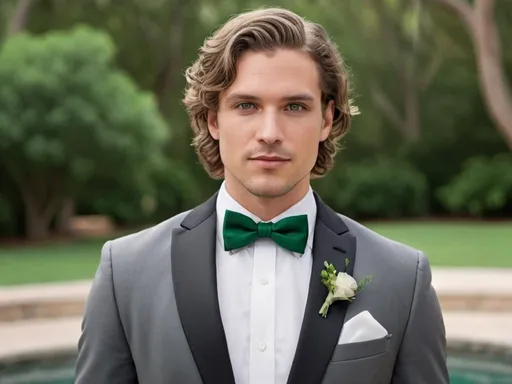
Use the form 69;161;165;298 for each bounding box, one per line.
75;192;449;384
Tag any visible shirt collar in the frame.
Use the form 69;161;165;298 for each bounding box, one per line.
216;181;317;255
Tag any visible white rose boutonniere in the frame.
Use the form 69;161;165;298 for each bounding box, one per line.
319;259;373;318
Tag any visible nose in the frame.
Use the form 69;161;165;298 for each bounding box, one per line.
255;110;283;144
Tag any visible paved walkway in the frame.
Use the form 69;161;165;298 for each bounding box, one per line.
431;267;512;296
0;318;80;362
0;280;90;304
443;311;512;347
2;312;512;363
1;267;512;363
2;267;511;306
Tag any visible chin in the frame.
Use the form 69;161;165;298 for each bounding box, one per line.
242;176;295;198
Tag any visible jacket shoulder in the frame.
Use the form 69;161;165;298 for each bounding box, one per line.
338;214;426;276
104;210;192;267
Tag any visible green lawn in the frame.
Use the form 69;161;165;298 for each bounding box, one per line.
0;222;511;286
368;222;512;267
0;238;106;286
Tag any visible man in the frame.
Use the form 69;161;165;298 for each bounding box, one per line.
75;7;449;384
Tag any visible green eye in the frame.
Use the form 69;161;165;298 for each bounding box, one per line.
237;103;254;109
287;103;303;112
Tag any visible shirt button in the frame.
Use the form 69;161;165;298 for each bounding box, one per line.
260;277;269;285
258;342;267;351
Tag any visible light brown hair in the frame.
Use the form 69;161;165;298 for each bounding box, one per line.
183;7;359;179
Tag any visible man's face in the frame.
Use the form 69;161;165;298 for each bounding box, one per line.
208;48;334;199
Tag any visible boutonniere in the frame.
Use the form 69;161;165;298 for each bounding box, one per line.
319;259;373;318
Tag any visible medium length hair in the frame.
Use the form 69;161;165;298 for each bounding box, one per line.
183;7;359;179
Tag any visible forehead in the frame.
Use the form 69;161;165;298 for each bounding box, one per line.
222;49;322;101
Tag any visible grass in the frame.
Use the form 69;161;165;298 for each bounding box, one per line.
0;222;511;286
367;221;512;267
0;238;106;286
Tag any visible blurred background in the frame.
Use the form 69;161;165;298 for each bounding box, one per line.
0;0;511;281
0;0;511;382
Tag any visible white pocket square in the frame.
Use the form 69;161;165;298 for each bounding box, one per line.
338;310;388;345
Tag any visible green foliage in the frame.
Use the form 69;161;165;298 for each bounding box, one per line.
150;160;208;220
320;261;338;290
0;25;170;237
0;25;168;188
438;154;512;216
79;159;206;225
0;0;511;237
316;159;429;219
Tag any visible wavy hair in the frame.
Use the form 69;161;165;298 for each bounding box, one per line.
183;7;359;179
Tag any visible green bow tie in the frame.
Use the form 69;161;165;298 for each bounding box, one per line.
222;209;309;254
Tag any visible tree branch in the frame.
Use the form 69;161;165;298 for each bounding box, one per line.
371;86;406;133
473;0;512;149
153;1;188;110
420;51;444;90
368;0;404;61
432;0;475;31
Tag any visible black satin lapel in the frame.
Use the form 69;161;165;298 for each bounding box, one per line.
171;193;235;384
287;193;357;384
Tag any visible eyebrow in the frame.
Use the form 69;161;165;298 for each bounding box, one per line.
224;93;316;104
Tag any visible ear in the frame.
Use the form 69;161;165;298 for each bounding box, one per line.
320;100;334;142
207;109;219;140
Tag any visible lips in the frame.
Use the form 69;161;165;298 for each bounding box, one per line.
251;156;289;162
249;155;290;169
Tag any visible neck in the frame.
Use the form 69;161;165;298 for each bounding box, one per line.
224;177;310;221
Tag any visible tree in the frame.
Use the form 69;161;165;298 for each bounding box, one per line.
433;0;512;149
6;0;37;35
0;26;169;239
356;0;446;142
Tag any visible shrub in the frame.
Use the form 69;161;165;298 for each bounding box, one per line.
438;153;512;217
315;159;429;219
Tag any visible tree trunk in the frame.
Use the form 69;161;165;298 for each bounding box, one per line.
153;1;187;111
55;197;75;235
434;0;512;149
25;201;51;240
473;0;512;149
403;0;422;142
18;180;62;241
404;70;421;141
7;0;35;35
367;0;423;142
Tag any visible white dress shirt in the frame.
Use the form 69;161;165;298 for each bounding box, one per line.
215;182;317;384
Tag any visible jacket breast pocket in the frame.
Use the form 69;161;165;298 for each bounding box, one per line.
331;334;392;362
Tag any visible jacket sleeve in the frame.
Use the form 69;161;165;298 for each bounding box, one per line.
75;241;138;384
391;251;450;384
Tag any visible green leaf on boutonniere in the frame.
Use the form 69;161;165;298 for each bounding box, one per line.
319;259;373;318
